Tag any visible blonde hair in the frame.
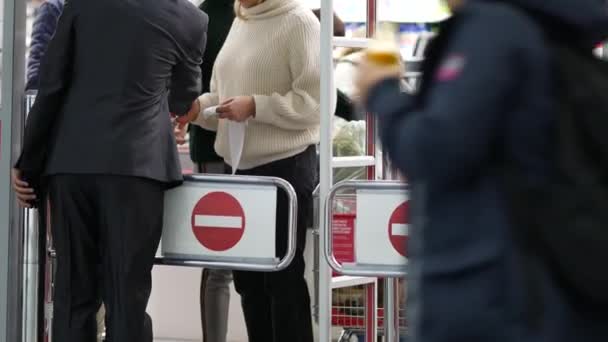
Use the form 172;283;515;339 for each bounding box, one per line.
234;0;266;20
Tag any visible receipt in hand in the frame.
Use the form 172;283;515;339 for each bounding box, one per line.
228;120;247;175
202;106;220;119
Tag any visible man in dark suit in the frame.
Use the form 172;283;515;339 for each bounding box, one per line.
12;0;208;341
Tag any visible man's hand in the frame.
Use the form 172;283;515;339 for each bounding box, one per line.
217;96;255;123
175;98;201;126
12;169;36;208
355;56;404;104
174;122;188;146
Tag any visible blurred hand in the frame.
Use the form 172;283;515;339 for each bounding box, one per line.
355;56;404;104
217;96;255;122
175;98;201;126
174;122;188;145
12;169;35;208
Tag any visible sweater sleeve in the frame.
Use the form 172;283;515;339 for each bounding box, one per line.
26;1;63;90
252;17;321;131
192;70;220;131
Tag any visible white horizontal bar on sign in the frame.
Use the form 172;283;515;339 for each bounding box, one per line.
404;57;425;63
332;156;376;168
391;223;409;236
333;37;370;49
194;215;242;229
404;72;423;78
331;276;377;289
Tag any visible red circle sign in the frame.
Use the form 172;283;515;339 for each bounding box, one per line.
388;201;409;257
191;192;246;251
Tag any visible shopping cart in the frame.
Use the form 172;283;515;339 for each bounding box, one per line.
332;279;407;342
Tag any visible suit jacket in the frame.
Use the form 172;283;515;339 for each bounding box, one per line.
16;0;208;187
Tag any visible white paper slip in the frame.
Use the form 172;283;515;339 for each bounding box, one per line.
203;106;219;119
228;120;247;175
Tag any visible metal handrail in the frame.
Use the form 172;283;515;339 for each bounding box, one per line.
324;180;408;278
155;173;298;272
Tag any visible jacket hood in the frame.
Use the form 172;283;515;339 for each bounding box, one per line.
484;0;608;44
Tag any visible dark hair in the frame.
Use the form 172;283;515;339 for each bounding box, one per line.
312;8;345;37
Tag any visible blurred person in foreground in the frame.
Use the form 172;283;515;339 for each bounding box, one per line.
12;0;208;340
356;0;608;341
177;0;320;340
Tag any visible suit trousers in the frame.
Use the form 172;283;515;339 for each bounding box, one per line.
48;175;164;342
232;146;317;342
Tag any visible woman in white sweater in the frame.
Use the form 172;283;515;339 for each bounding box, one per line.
180;0;320;340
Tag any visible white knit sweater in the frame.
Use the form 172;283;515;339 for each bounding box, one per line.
192;0;321;170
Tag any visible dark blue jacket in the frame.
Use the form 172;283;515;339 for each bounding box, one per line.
367;1;608;341
26;0;64;91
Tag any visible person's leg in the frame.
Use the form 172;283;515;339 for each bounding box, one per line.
143;313;153;342
266;149;315;342
233;270;272;342
197;163;209;341
200;269;209;341
96;176;164;342
96;304;105;342
198;161;233;342
203;269;233;342
205;161;226;175
49;175;101;342
267;252;313;342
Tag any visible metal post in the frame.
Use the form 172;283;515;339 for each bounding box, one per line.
319;0;335;340
22;209;39;342
1;0;28;340
22;93;43;342
366;0;377;39
383;279;399;342
365;282;378;342
365;0;378;179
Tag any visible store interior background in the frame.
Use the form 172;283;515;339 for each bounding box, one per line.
23;1;608;342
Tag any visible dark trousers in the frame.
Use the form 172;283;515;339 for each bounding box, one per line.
232;146;317;342
48;175;164;342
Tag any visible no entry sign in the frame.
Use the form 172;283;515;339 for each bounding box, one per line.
388;201;409;257
162;181;277;261
191;191;246;251
355;188;409;267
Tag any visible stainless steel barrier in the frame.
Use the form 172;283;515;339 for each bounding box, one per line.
325;180;408;278
156;174;298;272
21;92;46;342
324;181;408;341
22;208;39;342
